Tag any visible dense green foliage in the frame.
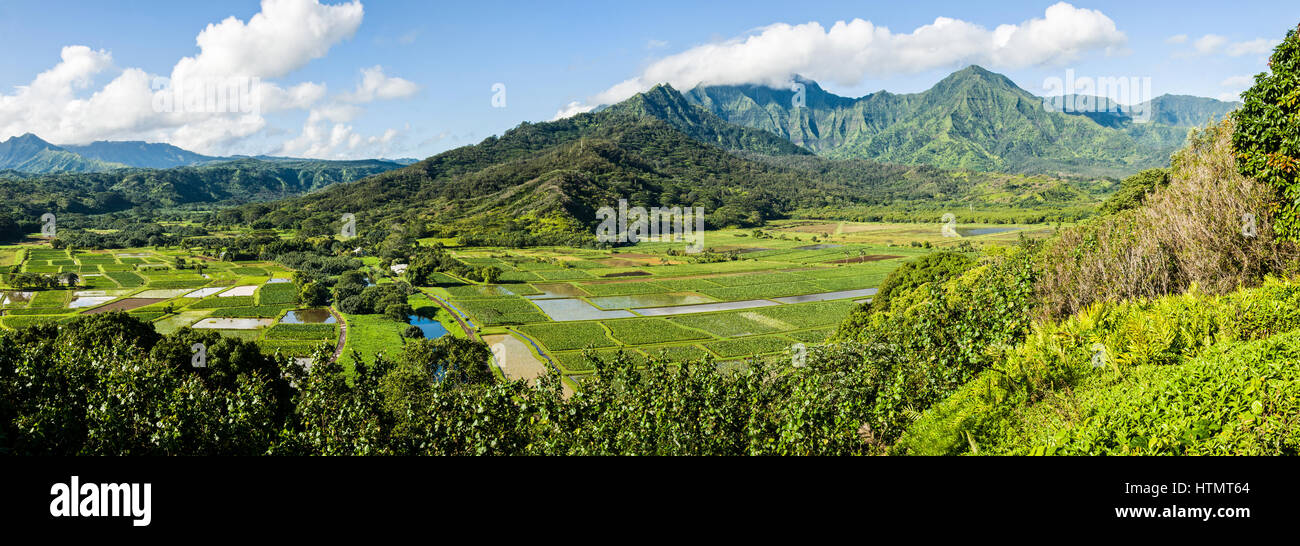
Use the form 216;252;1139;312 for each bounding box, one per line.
828;247;1038;443
896;279;1300;455
0;158;402;222
1097;168;1170;214
1233;24;1300;241
854;251;976;314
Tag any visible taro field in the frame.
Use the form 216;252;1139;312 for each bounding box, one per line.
421;224;939;386
0;246;339;360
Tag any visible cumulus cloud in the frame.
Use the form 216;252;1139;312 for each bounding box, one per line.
173;0;363;81
1217;74;1256;103
278;108;402;159
1192;34;1228;55
341;66;420;103
1226;38;1280;57
557;2;1127;118
1171;34;1279;60
1220;75;1255;88
1165;34;1189;45
0;0;413;159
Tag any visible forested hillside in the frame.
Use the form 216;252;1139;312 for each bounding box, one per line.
0;158;403;241
684;66;1240;177
233;86;1105;246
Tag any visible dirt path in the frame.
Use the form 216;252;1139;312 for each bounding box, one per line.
422;293;479;342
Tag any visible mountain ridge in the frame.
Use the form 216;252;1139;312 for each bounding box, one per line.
234;86;1104;245
681;65;1241;177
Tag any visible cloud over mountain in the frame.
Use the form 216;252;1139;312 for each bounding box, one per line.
557;2;1127;118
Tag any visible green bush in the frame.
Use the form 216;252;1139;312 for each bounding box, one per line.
1097;168;1170;214
1233;24;1300;240
825;247;1038;445
895;278;1300;455
854;251;975;316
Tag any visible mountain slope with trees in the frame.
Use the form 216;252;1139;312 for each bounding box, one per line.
683;66;1240;177
233;87;1104;246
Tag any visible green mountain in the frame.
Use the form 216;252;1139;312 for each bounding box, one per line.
0;134;127;173
63;140;217;169
239;87;1102;245
602;84;812;156
682;66;1240;178
0;158;405;220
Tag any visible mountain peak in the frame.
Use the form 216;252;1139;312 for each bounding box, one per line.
3;133;57;148
936;65;1022;90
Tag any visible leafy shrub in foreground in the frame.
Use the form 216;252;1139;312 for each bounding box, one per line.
1233;24;1300;241
895;278;1300;456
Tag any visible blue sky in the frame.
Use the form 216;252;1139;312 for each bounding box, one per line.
0;0;1294;160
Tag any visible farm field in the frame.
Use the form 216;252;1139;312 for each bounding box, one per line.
0;220;1017;391
0;246;346;361
419;222;997;386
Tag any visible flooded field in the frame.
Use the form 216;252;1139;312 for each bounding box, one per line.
531;298;636;321
69;296;116;309
184;287;226;298
588;292;715;309
219;286;258;297
527;283;590;299
280;309;337;324
193;318;275;330
773;288;878;304
636;299;779;316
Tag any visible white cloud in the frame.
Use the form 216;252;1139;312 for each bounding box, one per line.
1220;75;1255;88
341;66;420;103
1217;92;1244;102
1165;34;1188;45
646;39;669;49
171;0;363;81
0;0;410;158
278;107;403;159
1226;38;1279;57
551;101;595;121
558;2;1127;118
1192;34;1228;55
